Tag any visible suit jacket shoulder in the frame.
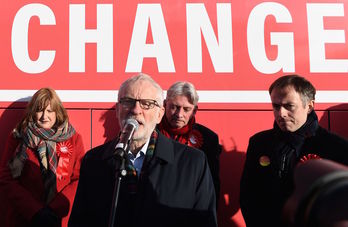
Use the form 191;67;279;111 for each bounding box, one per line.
249;128;275;141
156;131;208;164
193;123;218;140
315;126;348;146
307;126;348;165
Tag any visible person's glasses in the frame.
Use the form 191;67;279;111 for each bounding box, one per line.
119;97;160;110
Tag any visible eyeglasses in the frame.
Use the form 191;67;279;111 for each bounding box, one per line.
119;97;160;110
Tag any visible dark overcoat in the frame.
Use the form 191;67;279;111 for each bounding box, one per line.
240;126;348;227
69;131;217;227
191;123;221;203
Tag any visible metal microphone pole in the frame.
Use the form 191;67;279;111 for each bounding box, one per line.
108;145;128;227
108;119;138;227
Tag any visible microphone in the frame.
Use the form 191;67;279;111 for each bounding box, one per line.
109;118;139;226
114;118;139;156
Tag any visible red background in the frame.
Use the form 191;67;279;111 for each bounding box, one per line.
1;1;348;226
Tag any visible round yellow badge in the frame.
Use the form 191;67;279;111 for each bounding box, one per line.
259;155;270;167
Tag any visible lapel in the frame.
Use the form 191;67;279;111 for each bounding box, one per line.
101;139;118;161
152;131;175;165
132;131;176;222
100;139;123;178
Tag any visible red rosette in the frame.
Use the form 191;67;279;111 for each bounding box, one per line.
56;141;73;180
299;153;321;164
188;129;203;148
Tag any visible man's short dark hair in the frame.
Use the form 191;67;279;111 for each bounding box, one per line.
269;74;316;105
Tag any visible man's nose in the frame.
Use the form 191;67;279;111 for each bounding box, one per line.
175;107;184;117
130;100;142;113
278;106;287;117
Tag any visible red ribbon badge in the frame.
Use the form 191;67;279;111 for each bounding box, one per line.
299;153;321;164
188;129;203;148
56;141;73;180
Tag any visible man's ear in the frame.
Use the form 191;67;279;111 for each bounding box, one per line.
156;106;165;124
308;100;315;114
163;99;167;108
116;102;120;117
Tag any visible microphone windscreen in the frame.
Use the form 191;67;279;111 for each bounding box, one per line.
125;118;139;131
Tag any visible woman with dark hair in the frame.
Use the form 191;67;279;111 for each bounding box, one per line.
0;88;85;227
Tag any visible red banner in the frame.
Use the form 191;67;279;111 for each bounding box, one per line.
1;0;348;105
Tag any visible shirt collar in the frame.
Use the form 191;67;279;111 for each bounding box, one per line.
128;137;150;159
102;130;174;164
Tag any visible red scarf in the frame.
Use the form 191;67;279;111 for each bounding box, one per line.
158;116;203;148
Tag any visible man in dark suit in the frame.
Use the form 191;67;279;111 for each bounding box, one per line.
157;81;221;205
240;75;348;227
69;73;217;227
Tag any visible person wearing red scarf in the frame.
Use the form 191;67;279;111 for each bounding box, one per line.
158;81;221;207
0;88;85;227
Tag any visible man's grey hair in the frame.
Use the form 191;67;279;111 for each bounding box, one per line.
269;74;316;106
118;73;164;106
166;81;199;106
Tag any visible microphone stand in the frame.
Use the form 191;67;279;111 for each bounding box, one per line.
108;119;138;227
108;145;128;227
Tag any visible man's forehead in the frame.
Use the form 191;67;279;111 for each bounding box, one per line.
273;85;296;93
167;96;194;107
122;81;158;97
271;86;303;104
271;86;298;97
128;80;154;89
